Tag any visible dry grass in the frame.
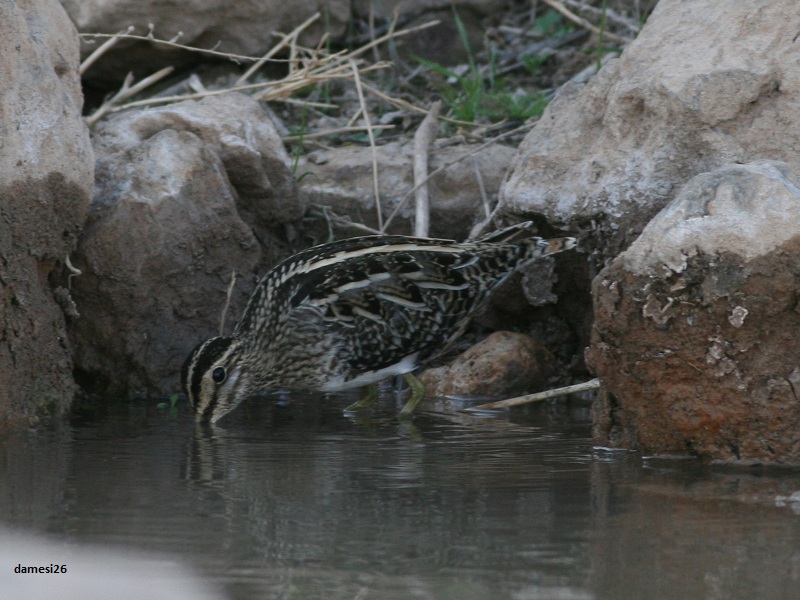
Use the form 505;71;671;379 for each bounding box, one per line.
78;3;644;237
80;15;440;130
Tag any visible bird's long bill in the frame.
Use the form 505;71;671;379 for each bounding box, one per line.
545;237;577;254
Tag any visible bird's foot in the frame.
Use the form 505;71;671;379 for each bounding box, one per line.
398;373;425;418
344;384;379;412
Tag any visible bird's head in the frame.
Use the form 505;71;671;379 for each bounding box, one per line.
181;336;253;423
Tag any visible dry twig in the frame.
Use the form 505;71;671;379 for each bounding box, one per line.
359;81;478;128
465;378;601;411
80;19;439;131
561;0;641;35
219;271;238;336
350;59;383;231
381;121;534;233
541;0;630;43
80;26;134;75
472;157;491;219
85;66;175;127
412;101;441;238
236;12;321;86
283;124;394;142
80;31;258;64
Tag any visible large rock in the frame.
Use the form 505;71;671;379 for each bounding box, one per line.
586;162;800;465
0;0;93;425
69;93;299;397
498;0;800;258
298;141;516;240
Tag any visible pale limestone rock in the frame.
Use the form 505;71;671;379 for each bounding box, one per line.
298;141;516;240
499;0;800;256
70;93;298;397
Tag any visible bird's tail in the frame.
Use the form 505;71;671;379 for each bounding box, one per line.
539;236;577;255
477;221;577;258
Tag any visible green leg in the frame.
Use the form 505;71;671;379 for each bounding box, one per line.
344;384;379;412
398;373;426;418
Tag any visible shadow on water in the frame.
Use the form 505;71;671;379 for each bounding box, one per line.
1;392;800;599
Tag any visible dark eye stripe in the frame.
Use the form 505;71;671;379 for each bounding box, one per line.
183;337;233;410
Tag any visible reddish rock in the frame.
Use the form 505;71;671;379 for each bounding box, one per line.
419;331;554;398
587;162;800;465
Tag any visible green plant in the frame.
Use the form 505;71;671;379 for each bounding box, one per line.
416;7;550;123
532;9;575;38
156;394;180;416
289;104;310;174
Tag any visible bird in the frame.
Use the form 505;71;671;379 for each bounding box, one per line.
182;222;576;423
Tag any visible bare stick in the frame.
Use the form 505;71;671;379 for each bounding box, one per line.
412;101;441;237
308;208;384;235
381;122;534;232
85;66;175;127
330;18;438;69
80;26;135;75
541;0;629;43
236;12;321;85
465;379;601;411
350;59;383;231
283;123;394;141
561;0;641;34
219;271;238;336
80;31;261;64
472;156;491;219
100;62;385;114
78;20;438;68
359;81;478;127
368;4;380;64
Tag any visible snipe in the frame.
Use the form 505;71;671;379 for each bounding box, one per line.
182;222;575;423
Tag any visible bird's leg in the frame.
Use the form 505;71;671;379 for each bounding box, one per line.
344;384;379;412
398;373;426;418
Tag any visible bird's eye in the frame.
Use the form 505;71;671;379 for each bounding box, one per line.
211;366;227;384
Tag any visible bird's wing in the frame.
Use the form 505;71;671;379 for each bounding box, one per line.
287;246;492;373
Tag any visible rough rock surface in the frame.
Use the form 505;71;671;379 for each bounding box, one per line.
498;0;800;258
298;141;516;240
419;331;554;398
0;0;93;424
69;94;298;397
586;162;800;465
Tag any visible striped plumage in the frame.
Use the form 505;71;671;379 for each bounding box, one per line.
182;222;575;423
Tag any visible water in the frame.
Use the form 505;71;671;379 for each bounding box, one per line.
1;394;800;599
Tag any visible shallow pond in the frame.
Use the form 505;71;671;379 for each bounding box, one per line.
2;393;800;599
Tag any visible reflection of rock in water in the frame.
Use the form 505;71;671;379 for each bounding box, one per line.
589;458;800;599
